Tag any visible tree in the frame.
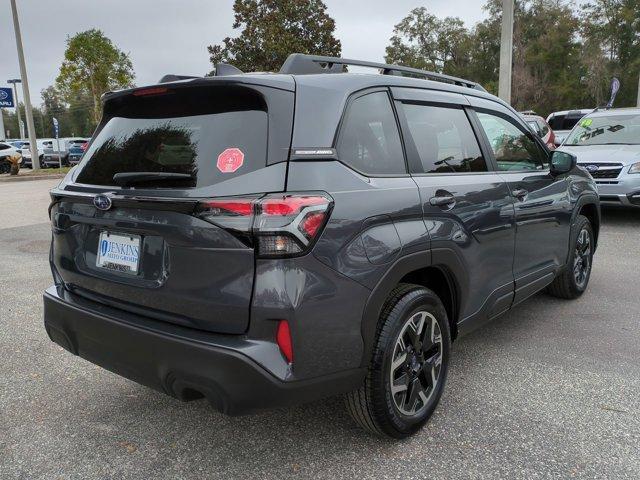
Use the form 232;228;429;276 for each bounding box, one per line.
385;7;473;78
582;0;640;107
208;0;341;73
385;1;603;116
56;29;135;123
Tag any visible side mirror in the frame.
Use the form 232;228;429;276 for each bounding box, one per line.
550;150;576;175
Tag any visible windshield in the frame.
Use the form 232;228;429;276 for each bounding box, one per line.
564;114;640;146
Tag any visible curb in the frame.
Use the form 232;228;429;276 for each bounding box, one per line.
0;173;66;183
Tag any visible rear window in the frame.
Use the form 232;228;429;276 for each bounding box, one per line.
548;113;586;131
75;86;268;188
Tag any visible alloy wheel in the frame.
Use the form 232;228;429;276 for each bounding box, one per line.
573;227;592;289
389;311;443;416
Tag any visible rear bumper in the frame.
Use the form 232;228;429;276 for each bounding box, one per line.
43;285;364;415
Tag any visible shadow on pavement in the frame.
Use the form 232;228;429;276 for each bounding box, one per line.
600;206;640;226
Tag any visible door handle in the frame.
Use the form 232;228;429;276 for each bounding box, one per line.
429;194;456;209
512;189;528;201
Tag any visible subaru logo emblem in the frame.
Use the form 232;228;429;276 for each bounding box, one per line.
0;90;7;101
585;164;599;173
93;194;112;211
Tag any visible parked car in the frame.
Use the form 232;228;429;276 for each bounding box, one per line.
20;140;46;168
9;140;27;150
0;141;22;174
67;138;89;165
519;111;556;149
547;109;593;146
43;139;62;167
559;107;640;207
44;54;600;438
43;137;88;167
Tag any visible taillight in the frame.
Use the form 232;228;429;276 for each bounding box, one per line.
81;142;89;151
197;193;332;257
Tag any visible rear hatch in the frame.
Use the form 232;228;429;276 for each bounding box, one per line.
50;78;294;334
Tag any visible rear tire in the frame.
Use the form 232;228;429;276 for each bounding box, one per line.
547;215;594;299
346;283;451;438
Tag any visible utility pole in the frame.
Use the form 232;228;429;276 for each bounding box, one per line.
0;108;4;141
7;79;23;138
498;0;514;104
10;0;39;170
637;73;640;107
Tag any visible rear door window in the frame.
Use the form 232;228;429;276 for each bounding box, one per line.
75;86;269;188
402;104;487;173
336;91;406;175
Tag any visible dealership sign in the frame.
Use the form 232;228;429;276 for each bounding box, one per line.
0;88;14;108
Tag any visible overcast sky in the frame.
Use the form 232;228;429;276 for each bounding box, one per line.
0;0;486;107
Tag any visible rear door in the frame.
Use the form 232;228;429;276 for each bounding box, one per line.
392;88;516;330
469;98;572;304
50;80;294;334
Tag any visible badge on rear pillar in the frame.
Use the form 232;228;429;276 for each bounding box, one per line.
94;194;112;211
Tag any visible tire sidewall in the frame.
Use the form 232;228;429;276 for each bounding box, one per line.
374;288;451;437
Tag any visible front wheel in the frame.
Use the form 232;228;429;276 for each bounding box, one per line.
346;284;451;438
547;215;594;299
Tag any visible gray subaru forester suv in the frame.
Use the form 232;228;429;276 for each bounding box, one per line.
44;54;600;438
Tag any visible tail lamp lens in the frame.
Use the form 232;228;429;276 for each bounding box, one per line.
197;193;332;257
276;320;293;364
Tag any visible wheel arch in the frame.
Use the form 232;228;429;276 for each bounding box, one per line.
574;194;600;250
360;252;461;368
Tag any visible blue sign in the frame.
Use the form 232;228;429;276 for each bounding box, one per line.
0;88;14;108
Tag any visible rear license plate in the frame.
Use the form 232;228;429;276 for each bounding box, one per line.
96;232;141;274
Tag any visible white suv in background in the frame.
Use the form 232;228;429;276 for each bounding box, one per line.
559;107;640;207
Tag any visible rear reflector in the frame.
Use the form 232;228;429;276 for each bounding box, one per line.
276;320;293;363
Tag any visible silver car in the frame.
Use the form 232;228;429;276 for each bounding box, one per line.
559;108;640;207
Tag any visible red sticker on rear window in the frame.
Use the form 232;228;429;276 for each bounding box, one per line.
217;148;244;173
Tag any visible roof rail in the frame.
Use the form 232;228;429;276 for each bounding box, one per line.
279;54;486;91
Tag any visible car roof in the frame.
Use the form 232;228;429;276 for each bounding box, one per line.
521;114;545;122
106;70;516;150
583;107;640;118
547;109;593;118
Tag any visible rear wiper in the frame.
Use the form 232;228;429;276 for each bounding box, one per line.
113;172;194;187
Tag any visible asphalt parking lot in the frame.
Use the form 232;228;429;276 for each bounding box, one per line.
1;178;639;479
